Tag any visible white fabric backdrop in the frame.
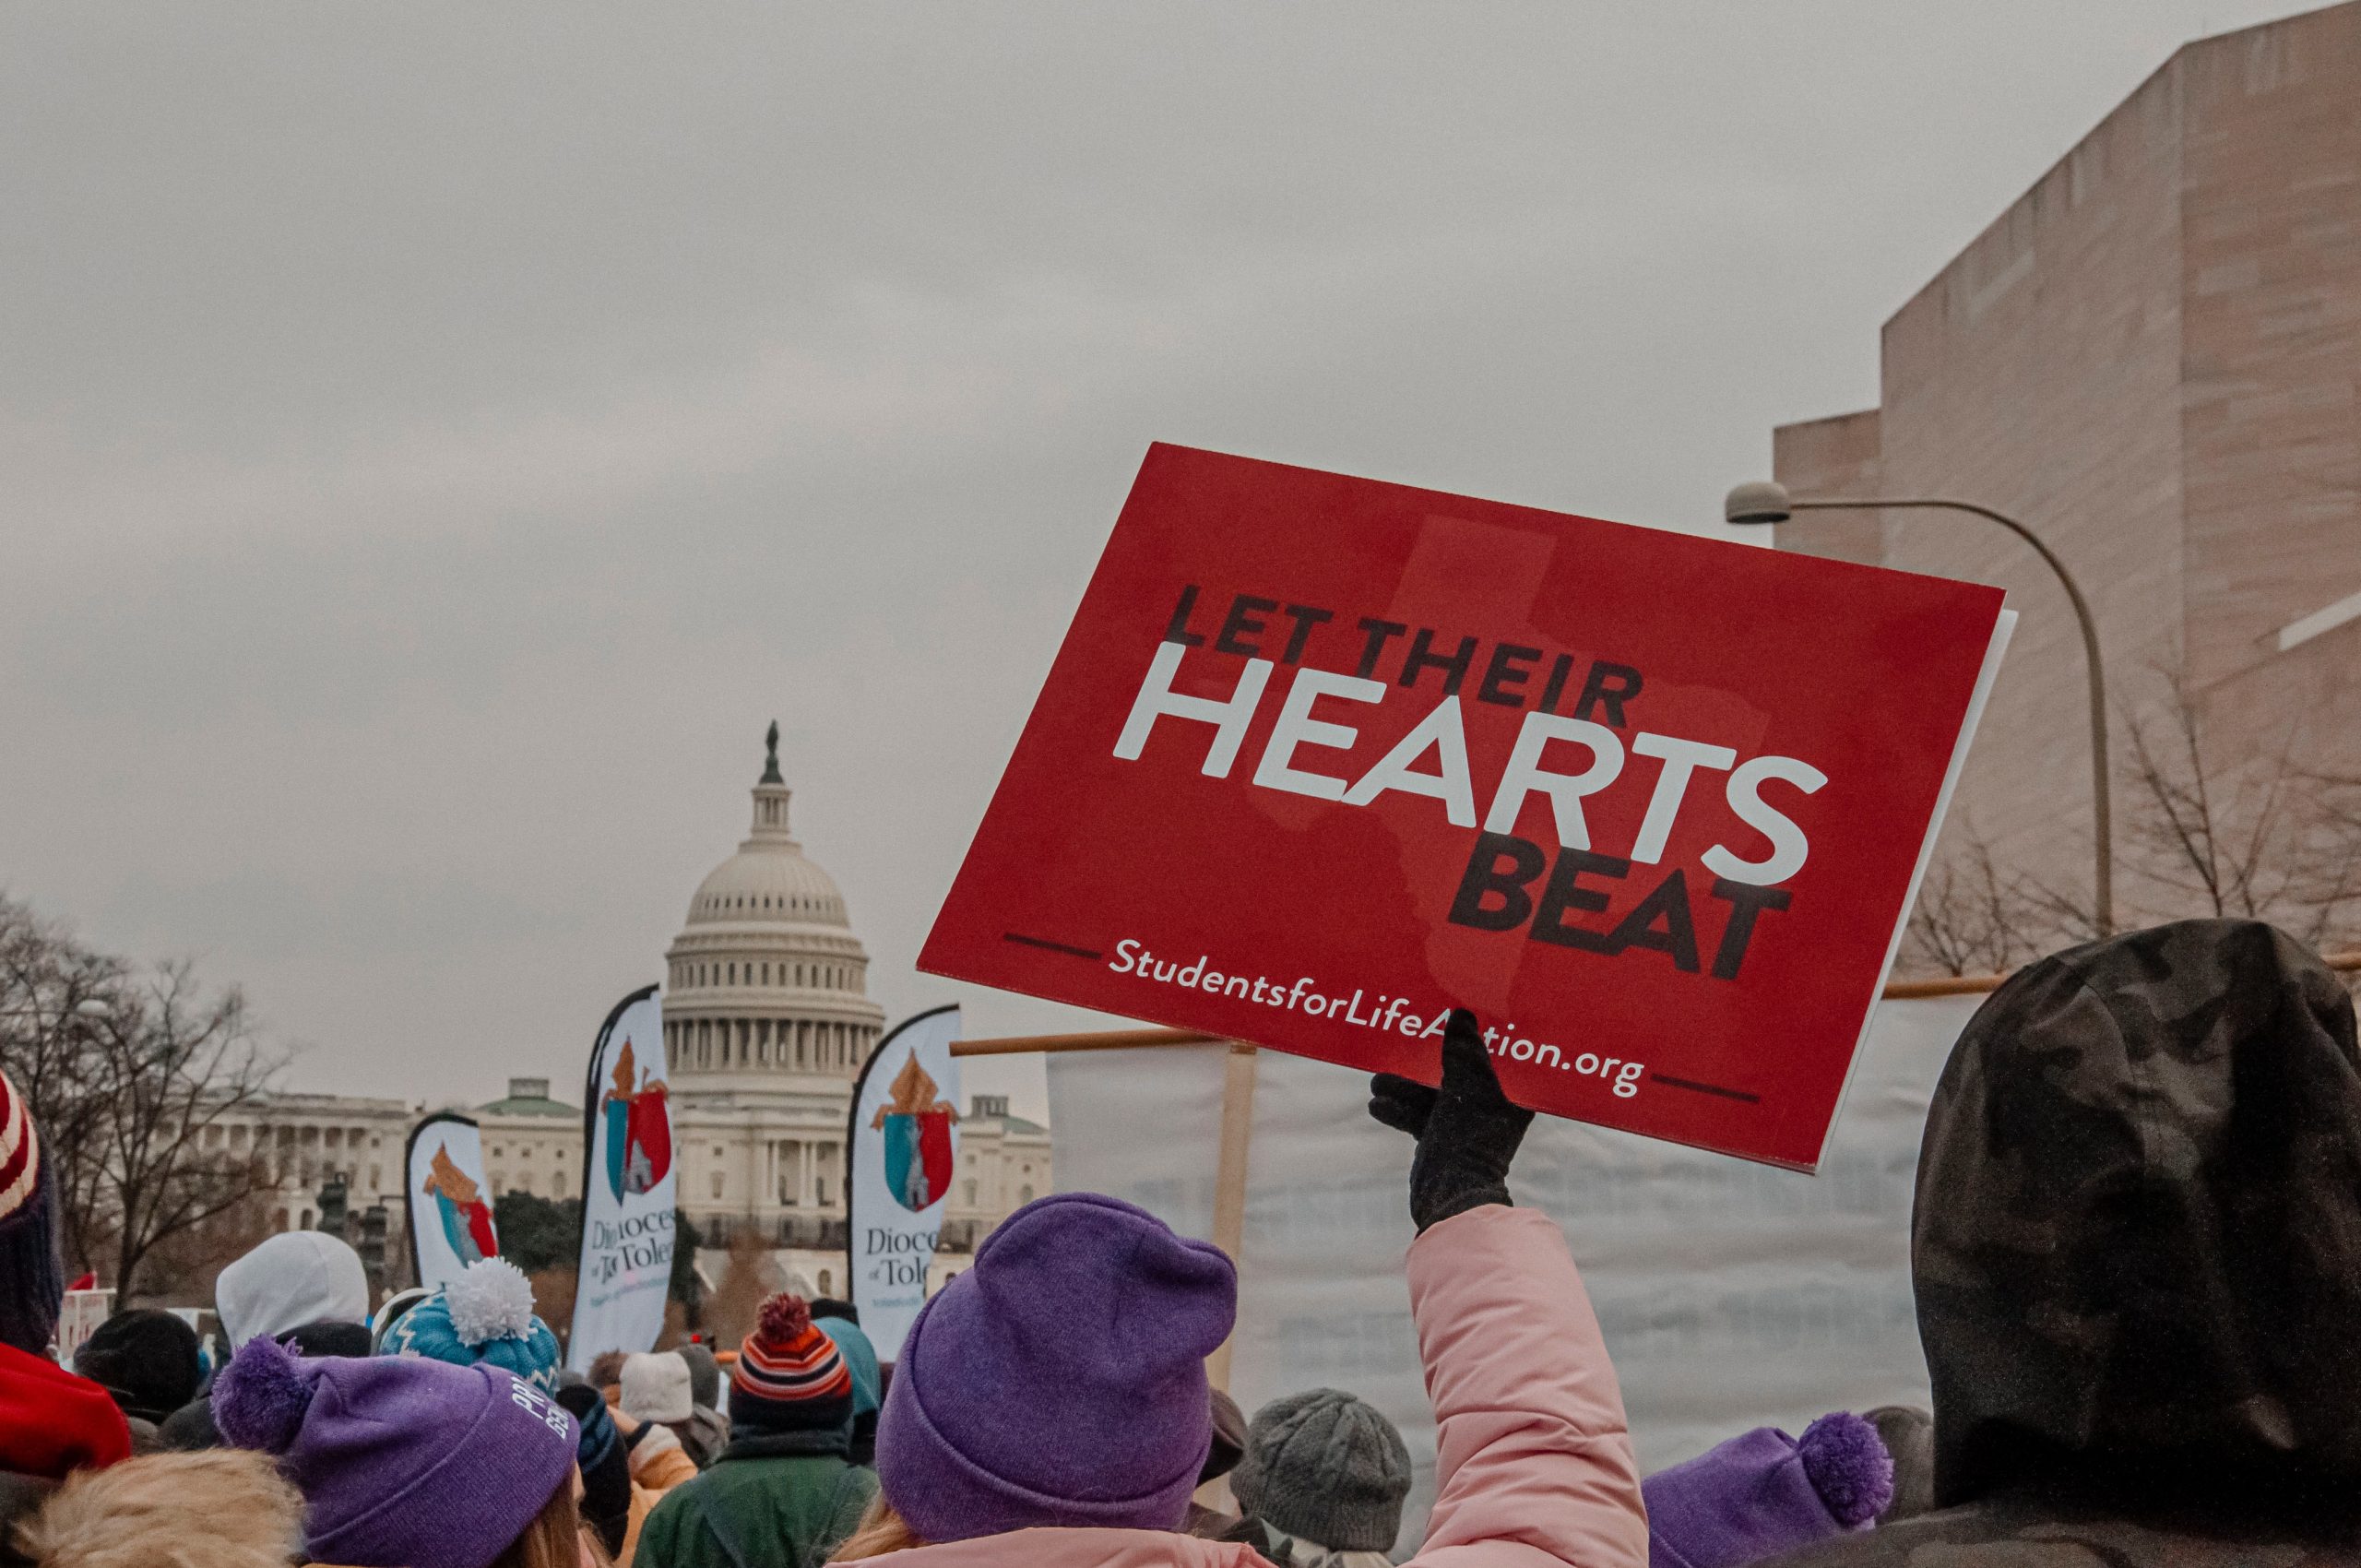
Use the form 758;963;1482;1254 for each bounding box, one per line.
1049;995;1975;1542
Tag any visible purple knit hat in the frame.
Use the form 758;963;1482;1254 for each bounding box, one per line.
1643;1413;1893;1568
876;1193;1236;1543
212;1335;578;1568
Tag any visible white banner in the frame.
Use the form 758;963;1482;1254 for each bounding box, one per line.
406;1112;500;1291
55;1289;113;1366
566;986;676;1372
846;1004;961;1360
1049;995;1975;1549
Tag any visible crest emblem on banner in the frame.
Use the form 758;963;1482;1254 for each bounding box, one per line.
871;1055;958;1212
601;1039;673;1201
421;1141;499;1265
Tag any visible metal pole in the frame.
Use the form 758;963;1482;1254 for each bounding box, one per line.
1786;497;2113;936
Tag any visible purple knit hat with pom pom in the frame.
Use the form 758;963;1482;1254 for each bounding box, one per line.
876;1193;1236;1543
212;1335;577;1568
1642;1412;1893;1568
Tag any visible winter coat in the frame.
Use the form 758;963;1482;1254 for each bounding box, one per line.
635;1429;878;1568
0;1340;132;1565
682;1406;730;1468
1769;921;2361;1566
311;1555;602;1568
158;1393;219;1451
0;1473;53;1568
832;1203;1646;1568
633;1422;703;1492
314;1542;605;1568
620;1478;664;1567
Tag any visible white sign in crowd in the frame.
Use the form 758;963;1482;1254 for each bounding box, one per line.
1048;994;1976;1539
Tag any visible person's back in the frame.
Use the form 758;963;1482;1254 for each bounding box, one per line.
637;1293;877;1568
643;1439;875;1568
811;1316;880;1469
1228;1388;1411;1568
679;1341;732;1468
823;1010;1646;1568
0;1066;131;1561
1771;921;2361;1566
161;1229;373;1452
71;1308;202;1431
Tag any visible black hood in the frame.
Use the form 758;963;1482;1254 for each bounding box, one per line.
1913;919;2361;1506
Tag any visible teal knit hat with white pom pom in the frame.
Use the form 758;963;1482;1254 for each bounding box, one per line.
377;1257;561;1393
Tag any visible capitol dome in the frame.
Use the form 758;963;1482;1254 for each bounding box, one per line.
662;724;886;1097
684;835;849;927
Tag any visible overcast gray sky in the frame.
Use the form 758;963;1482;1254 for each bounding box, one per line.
1;1;2309;1119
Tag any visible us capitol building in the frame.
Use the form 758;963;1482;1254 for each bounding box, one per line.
208;728;1050;1299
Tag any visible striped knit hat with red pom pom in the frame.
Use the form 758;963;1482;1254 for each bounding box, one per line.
0;1068;64;1355
730;1293;853;1435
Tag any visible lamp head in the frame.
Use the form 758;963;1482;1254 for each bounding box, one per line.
1725;481;1793;526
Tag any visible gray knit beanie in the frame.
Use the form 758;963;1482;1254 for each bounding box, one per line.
1231;1388;1412;1552
679;1341;722;1411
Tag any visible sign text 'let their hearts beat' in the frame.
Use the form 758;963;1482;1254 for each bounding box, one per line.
921;446;2011;1169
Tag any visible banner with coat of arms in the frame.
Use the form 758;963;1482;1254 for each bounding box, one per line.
405;1111;500;1290
846;1004;961;1359
566;985;676;1372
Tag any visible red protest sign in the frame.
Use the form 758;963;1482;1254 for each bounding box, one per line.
921;445;2011;1169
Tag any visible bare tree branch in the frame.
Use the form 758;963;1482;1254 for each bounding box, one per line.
1904;826;2046;976
1904;663;2361;975
0;896;291;1302
96;961;291;1300
2111;663;2361;950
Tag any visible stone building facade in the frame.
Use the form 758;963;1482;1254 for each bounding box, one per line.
1768;2;2361;946
475;1077;587;1199
201;1091;413;1239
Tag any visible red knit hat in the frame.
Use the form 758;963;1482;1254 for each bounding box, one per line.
730;1293;852;1433
0;1342;131;1478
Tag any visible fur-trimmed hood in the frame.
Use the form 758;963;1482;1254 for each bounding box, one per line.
14;1449;300;1568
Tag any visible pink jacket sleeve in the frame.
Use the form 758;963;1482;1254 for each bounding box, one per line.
1403;1205;1647;1568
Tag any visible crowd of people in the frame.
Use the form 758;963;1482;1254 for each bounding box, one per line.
0;917;2355;1566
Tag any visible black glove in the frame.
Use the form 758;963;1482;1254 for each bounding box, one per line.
1369;1008;1535;1232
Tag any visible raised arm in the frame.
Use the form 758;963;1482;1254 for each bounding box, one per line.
1373;1011;1647;1568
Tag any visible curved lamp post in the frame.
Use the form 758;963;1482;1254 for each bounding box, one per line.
1724;480;2113;937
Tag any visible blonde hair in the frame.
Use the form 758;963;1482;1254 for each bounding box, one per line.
17;1450;301;1568
832;1497;930;1561
490;1479;610;1568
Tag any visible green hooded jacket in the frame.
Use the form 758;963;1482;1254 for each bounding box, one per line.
635;1428;878;1568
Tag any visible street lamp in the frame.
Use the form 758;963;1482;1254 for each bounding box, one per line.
1724;480;2113;937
